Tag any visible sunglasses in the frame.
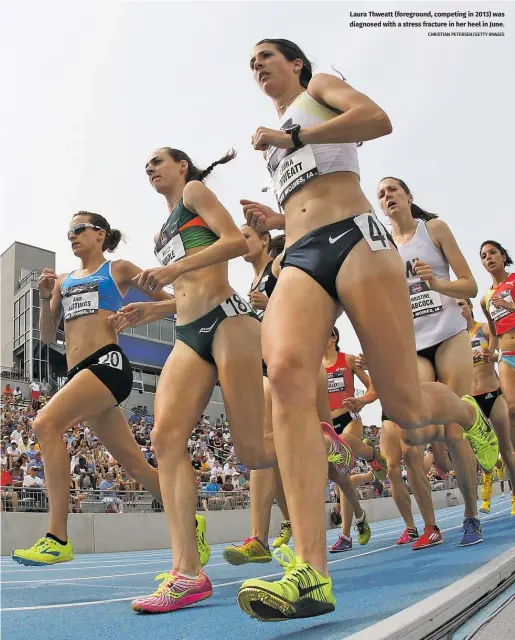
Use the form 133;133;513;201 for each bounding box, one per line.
67;223;102;240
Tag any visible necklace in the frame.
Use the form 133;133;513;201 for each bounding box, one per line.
278;91;305;113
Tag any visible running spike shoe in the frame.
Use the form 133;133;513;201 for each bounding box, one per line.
329;534;352;553
321;422;354;477
355;512;371;545
237;545;335;621
460;517;483;546
396;528;419;545
272;520;292;548
511;496;515;516
12;537;73;566
132;570;213;613
461;395;499;471
479;501;491;514
412;526;443;550
195;514;211;567
223;537;272;566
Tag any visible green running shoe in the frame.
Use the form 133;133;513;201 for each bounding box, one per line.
223;537;272;566
12;537;73;566
196;514;211;567
237;545;335;621
355;512;371;546
272;520;292;549
461;395;499;471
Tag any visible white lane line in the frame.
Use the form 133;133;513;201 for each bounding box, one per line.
2;507;510;611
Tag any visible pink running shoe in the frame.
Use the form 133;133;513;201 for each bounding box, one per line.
132;570;213;613
396;528;419;545
321;422;354;477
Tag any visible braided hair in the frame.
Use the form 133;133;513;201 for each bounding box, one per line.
161;148;237;183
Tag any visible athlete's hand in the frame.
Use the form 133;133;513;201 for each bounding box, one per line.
354;353;369;370
37;268;58;297
491;294;515;311
241;199;284;231
342;397;365;413
134;264;181;293
251;127;294;151
249;291;268;311
107;313;128;334
414;261;435;288
472;348;487;364
111;302;154;331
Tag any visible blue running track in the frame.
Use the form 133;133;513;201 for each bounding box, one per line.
1;496;514;640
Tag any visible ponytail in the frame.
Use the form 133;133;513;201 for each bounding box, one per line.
269;234;285;258
162;147;237;183
381;177;438;221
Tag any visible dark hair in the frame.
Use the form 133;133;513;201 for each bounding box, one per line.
72;211;124;253
331;326;340;352
479;240;513;267
255;39;313;88
381;178;438;222
161;148;236;183
269;234;285;258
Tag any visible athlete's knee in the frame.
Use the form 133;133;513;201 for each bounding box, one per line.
236;444;270;470
381;401;428;432
32;411;57;440
386;462;402;479
398;428;424;447
266;353;316;405
403;447;423;470
150;423;186;457
507;402;515;423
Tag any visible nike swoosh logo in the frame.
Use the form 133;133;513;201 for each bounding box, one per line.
298;583;328;598
328;230;352;244
40;550;60;556
199;319;219;334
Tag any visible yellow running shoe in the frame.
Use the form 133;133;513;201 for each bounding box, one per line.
238;545;335;621
481;470;494;502
11;537;73;566
461;395;499;471
272;520;292;549
479;501;491;514
195;514;210;567
223;537;272;566
511;496;515;517
355;511;371;545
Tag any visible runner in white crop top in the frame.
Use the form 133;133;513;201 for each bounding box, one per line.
378;176;495;547
236;38;497;622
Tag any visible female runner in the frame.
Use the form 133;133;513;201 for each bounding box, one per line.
11;212;172;566
377;176;497;548
237;38;497;622
115;147;276;614
480;240;515;513
458;297;515;516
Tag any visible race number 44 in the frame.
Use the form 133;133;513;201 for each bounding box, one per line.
355;214;391;252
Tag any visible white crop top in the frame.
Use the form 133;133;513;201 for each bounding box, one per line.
397;220;466;351
265;91;360;206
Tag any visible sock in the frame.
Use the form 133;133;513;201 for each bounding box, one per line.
176;572;200;580
340;533;351;541
355;511;365;524
46;533;67;546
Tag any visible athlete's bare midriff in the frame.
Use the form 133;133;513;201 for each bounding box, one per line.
498;327;515;352
471;360;501;396
282;172;373;246
172;246;236;325
64;310;120;370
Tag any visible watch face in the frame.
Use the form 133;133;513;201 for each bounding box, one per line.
284;125;299;134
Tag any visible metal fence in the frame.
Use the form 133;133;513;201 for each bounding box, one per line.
2;477;461;514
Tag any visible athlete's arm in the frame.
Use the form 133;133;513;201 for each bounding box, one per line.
350;355;377;405
175;181;248;275
39;271;64;345
241;199;284;231
481;322;499;362
481;296;499;353
300;73;392;145
112;260;173;301
421;220;477;299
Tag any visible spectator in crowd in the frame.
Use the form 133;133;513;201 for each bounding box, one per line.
100;472;123;513
3;384;13;400
23;467;44;489
10;424;25;446
74;456;97;490
9;460;24;487
1;441;7;467
6;441;21;466
13;386;23;401
28;452;45;480
1;463;18;512
19;435;31;453
29;380;40;403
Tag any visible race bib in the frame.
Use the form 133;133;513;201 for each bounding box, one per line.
221;293;252;318
327;372;345;393
155;226;185;266
409;281;443;319
354;213;391;252
268;145;319;206
62;283;99;320
489;291;513;323
98;350;123;371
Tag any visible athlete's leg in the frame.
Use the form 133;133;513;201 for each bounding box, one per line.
335;242;477;434
88;407;161;502
499;360;515;449
380;419;417;530
351;472;374;488
32;370;127;541
435;332;478;518
489;395;515;493
150;342;217;576
213;316;275;469
262;267;337;576
400;440;436;527
431;442;453;473
329;467;364;520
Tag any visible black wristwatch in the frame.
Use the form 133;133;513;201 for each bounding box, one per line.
284;124;304;149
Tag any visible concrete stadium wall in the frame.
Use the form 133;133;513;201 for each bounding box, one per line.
0;486;484;556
